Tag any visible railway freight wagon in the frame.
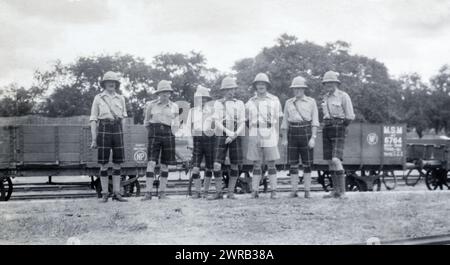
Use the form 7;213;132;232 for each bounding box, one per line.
404;138;450;190
0;121;409;201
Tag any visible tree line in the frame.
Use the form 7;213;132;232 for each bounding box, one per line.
0;34;449;137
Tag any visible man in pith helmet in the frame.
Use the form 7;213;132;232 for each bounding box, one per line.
281;76;319;199
185;85;216;198
90;71;128;203
245;73;283;199
142;80;180;200
210;76;246;200
321;71;355;199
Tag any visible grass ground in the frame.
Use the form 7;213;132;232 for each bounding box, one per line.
1;190;450;245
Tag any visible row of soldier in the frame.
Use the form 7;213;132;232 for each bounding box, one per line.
89;71;355;202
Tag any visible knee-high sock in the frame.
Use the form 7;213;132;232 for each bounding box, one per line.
289;167;299;192
303;173;311;192
228;169;239;194
204;171;212;194
336;170;345;195
268;167;277;191
252;167;262;192
112;169;121;194
192;172;201;194
145;172;154;193
112;176;121;194
160;171;169;192
213;171;223;193
330;171;338;194
100;170;109;195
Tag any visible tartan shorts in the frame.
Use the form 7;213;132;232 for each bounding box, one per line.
147;123;176;165
192;135;215;169
97;119;124;165
322;120;346;160
287;123;313;167
214;136;243;165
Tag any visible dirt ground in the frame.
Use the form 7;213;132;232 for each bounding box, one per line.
1;190;450;245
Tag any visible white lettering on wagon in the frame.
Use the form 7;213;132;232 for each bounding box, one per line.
383;126;403;157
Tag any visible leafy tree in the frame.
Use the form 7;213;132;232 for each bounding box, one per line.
0;83;45;116
38;54;154;122
429;65;450;134
233;34;404;123
398;73;433;138
37;52;219;123
149;52;220;104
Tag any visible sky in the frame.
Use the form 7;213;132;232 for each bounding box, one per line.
1;0;449;87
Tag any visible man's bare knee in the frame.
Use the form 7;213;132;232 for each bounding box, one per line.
331;157;341;166
160;164;168;171
230;164;239;171
192;167;200;174
147;161;156;171
213;162;222;171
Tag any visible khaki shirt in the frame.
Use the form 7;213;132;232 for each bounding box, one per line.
144;99;179;127
281;95;319;129
90;91;127;121
322;89;355;120
185;102;215;135
245;93;282;147
213;98;246;135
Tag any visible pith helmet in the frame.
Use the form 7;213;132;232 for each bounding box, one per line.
100;71;121;88
322;71;341;84
252;73;271;87
194;85;212;99
290;76;308;88
154;80;174;95
220;76;238;90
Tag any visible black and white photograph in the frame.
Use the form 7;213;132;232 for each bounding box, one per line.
0;0;450;252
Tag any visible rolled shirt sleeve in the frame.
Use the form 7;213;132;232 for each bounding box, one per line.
343;93;355;120
271;97;282;126
185;108;193;147
143;103;151;127
89;96;99;122
311;99;320;127
172;103;180;129
121;96;128;118
238;101;246;124
280;102;289;130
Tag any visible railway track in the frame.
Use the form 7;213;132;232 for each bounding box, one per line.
9;186;326;201
5;174;419;201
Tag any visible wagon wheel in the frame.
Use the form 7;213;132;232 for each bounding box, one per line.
0;177;4;201
122;175;140;197
346;177;366;192
381;170;397;190
425;168;449;190
1;176;13;201
372;178;382;191
317;171;333;192
235;171;251;194
345;173;368;192
346;175;359;192
404;168;424;186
